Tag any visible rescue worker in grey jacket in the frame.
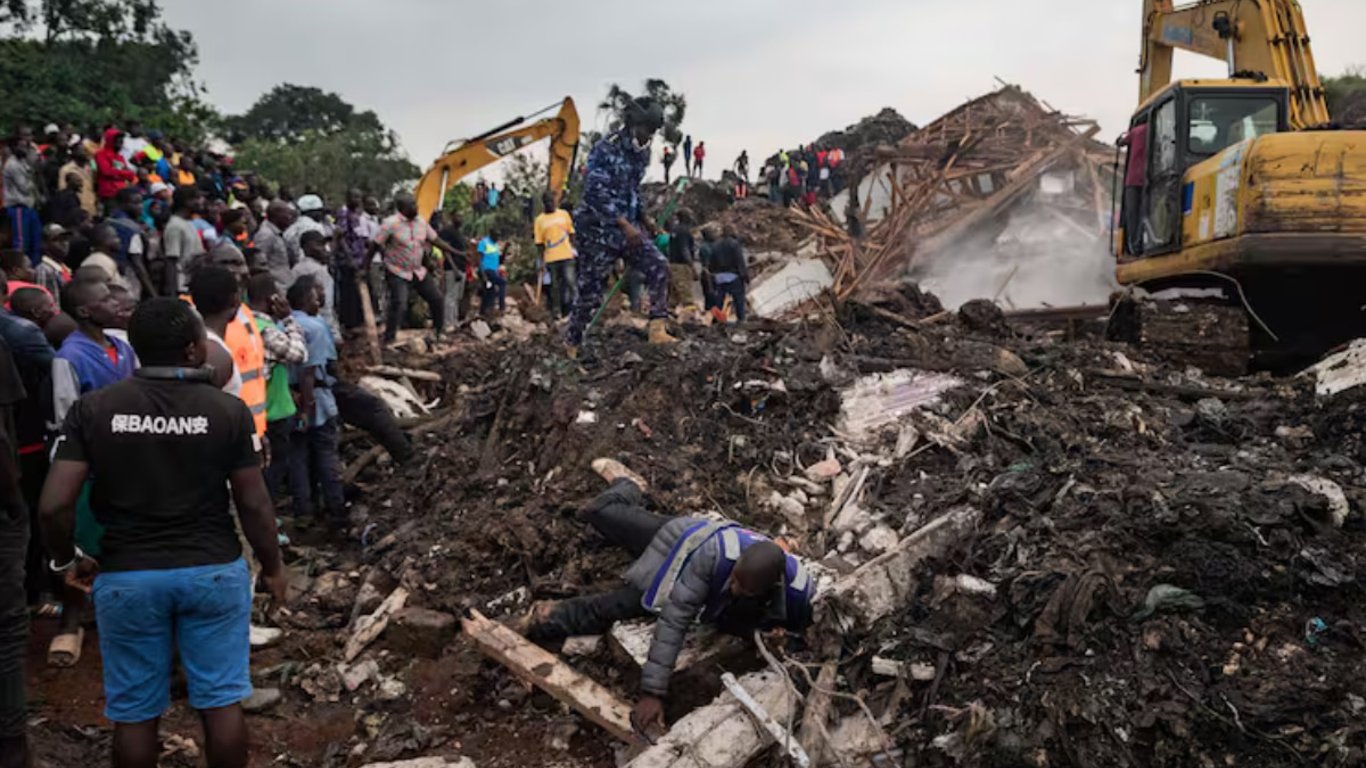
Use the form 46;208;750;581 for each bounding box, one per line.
520;466;815;738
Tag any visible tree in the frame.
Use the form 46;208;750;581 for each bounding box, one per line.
224;84;385;144
0;1;214;139
1324;66;1366;127
234;128;418;207
598;79;687;146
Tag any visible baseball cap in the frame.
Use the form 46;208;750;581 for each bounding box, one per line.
42;223;69;238
43;123;59;135
150;182;172;196
297;194;324;213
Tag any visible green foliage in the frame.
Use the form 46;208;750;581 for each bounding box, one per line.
235;128;418;208
224;84;384;144
1324;66;1366;120
598;79;687;146
0;1;215;139
230;83;418;205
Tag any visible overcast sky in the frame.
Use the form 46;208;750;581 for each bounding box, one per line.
164;0;1366;186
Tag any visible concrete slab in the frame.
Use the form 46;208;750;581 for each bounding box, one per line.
748;258;833;318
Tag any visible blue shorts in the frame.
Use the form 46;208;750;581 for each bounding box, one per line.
93;559;253;723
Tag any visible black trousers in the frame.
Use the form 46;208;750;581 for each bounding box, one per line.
333;380;414;463
383;270;445;342
0;502;27;739
529;480;673;641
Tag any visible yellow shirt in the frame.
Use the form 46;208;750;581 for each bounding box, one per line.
534;210;575;264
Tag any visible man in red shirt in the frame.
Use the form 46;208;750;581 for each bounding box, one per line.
1119;122;1150;256
94;129;137;209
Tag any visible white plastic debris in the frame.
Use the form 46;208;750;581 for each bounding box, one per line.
1287;474;1351;527
838;369;966;441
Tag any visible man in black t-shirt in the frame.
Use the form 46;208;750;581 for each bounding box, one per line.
38;297;288;768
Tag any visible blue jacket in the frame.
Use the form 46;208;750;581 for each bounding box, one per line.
575;129;650;247
624;517;814;696
56;331;135;393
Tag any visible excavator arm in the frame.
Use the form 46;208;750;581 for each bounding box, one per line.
414;97;580;221
1139;0;1330;129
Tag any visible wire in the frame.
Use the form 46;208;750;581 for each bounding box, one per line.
1140;269;1280;342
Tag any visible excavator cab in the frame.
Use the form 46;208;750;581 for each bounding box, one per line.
1120;81;1289;261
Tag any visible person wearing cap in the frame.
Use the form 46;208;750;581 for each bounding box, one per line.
58;144;96;219
565;97;676;356
285;194;329;270
35;225;72;298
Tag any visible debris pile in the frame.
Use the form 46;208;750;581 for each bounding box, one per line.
798;85;1118;309
74;276;1345;768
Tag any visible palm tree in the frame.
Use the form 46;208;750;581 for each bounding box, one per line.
597;79;687;147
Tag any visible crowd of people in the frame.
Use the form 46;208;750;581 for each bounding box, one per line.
0;97;778;765
0;119;487;767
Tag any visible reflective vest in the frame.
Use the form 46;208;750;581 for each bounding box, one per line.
225;304;268;436
643;521;813;622
184;294;268;435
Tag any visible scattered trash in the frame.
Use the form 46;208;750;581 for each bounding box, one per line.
1131;584;1206;621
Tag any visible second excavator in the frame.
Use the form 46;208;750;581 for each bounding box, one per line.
414;98;580;222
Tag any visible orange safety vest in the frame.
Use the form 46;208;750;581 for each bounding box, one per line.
225;304;269;436
181;295;269;436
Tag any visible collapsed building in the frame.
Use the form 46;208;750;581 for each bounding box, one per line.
799;85;1120;311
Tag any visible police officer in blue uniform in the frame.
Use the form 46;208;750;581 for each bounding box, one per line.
520;473;814;739
565;97;676;357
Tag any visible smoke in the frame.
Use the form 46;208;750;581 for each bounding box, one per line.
914;202;1118;311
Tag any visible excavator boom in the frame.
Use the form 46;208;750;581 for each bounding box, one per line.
1140;0;1329;129
415;97;580;221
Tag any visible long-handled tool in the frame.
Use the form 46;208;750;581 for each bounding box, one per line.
581;176;692;342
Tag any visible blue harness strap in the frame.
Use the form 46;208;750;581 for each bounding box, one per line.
703;528;814;623
641;521;736;612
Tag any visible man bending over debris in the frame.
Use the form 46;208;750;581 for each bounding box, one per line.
517;460;814;737
565;97;675;357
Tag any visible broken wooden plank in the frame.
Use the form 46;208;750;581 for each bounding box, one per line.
626;670;796;768
824;506;982;630
343;444;386;485
367;365;444;383
357;278;383;366
345;586;409;662
461;609;635;743
798;659;839;768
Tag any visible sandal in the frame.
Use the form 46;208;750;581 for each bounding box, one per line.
47;628;84;667
32;598;63;619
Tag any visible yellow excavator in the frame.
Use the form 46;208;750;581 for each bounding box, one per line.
1113;0;1366;371
414;97;580;221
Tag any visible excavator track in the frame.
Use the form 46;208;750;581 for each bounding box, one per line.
1109;295;1251;376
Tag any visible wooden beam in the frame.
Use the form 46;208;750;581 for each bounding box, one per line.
356;278;383;366
462;609;636;743
366;365;444;383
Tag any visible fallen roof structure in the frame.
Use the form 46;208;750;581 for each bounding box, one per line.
797;84;1117;303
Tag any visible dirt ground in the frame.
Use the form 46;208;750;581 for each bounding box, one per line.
26;283;1366;767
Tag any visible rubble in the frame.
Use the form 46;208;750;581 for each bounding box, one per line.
801;84;1116;308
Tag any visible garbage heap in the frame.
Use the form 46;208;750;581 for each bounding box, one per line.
220;286;1366;768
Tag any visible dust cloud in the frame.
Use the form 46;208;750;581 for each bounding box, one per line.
914;205;1118;311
